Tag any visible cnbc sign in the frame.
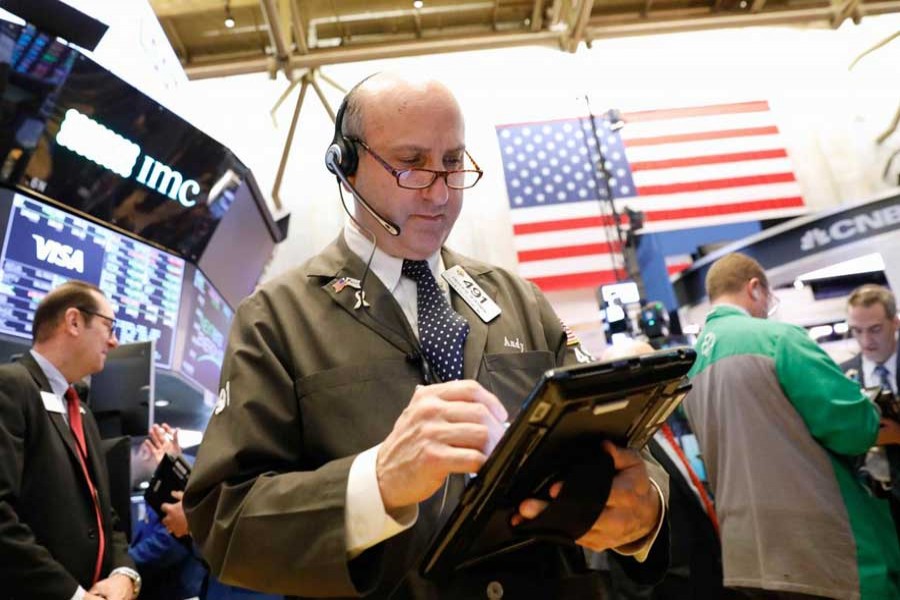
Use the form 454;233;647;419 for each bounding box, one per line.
55;108;201;207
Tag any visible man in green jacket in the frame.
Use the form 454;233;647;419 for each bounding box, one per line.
684;252;900;599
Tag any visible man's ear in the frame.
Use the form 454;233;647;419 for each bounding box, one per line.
63;307;81;335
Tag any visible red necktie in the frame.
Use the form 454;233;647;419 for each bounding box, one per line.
65;386;106;584
660;423;720;536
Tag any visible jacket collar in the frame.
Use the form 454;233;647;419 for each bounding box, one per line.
307;236;496;380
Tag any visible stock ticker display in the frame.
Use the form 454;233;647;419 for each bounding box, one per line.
180;267;233;395
0;193;184;367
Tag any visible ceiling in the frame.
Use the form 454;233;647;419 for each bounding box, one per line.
149;0;900;80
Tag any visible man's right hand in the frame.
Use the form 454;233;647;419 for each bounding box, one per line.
376;380;508;513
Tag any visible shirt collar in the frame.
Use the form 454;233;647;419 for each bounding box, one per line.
710;302;750;317
342;222;444;292
29;349;71;398
862;351;897;381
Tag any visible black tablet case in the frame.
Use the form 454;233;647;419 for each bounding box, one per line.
144;452;191;516
420;346;696;578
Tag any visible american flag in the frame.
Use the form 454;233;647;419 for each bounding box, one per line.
496;101;806;291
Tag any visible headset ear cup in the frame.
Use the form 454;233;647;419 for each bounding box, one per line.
325;98;358;176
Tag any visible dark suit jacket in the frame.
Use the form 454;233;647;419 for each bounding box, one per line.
0;352;133;599
840;352;900;393
185;235;669;599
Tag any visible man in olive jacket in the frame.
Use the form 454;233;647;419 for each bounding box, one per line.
185;73;669;599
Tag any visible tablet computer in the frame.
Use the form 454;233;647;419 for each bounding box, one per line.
420;346;696;579
144;452;191;517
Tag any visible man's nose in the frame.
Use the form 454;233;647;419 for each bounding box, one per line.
420;173;450;205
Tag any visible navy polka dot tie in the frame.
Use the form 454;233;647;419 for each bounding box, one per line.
402;259;470;382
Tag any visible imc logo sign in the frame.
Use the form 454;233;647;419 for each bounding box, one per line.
55;109;201;207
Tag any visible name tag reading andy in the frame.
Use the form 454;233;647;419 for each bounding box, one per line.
441;265;501;323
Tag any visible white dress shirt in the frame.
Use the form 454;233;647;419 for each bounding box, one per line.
862;351;898;394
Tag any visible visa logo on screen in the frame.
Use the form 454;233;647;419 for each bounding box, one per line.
32;234;84;273
55;109;201;207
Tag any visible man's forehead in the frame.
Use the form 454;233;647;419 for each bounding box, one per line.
849;303;892;322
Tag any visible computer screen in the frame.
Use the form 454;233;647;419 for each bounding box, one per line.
0;18;251;262
0;190;185;367
599;281;641;306
179;265;233;396
89;340;154;438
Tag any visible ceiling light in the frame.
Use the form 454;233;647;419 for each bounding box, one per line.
224;1;235;28
413;1;424;8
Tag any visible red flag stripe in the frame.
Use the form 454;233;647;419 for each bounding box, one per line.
528;269;620;291
667;264;692;276
513;214;624;235
622;101;771;123
645;196;804;221
624;126;780;148
630;149;788;172
637;172;796;196
517;241;622;263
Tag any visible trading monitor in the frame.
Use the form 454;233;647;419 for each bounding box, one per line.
89;340;154;438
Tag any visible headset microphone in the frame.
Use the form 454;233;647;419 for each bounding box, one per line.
325;94;401;237
325;145;401;236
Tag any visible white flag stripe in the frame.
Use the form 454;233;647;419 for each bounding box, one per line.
631;158;795;188
514;226;618;251
621;181;802;212
621;111;774;140
518;254;618;278
510;200;605;225
638;207;808;233
623;135;784;163
511;180;802;226
665;254;694;266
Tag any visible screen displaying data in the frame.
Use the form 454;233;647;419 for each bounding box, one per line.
0;193;184;367
179;267;233;395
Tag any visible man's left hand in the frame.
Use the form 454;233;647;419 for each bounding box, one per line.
88;573;134;600
512;440;661;552
161;491;190;538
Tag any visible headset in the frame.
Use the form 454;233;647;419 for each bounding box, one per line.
324;90;402;237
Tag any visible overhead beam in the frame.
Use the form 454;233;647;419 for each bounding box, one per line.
587;5;860;37
151;0;259;18
290;0;308;54
185;30;562;79
568;0;596;52
530;0;544;31
259;0;291;77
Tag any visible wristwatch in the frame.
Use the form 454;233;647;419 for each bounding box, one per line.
110;567;141;599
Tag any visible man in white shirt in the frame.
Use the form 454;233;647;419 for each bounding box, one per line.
0;280;140;599
842;284;900;542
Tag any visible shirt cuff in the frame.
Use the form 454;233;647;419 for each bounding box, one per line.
346;444;418;559
611;478;666;563
71;587;85;600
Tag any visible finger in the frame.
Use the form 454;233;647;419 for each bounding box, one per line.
424;444;488;475
602;440;642;470
171;490;184;500
420;380;508;423
517;497;550;520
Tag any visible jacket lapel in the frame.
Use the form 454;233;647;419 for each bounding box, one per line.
307;235;419;357
18;353;84;470
442;248;495;380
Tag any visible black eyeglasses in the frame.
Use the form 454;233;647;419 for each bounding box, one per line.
352;139;484;190
76;307;117;339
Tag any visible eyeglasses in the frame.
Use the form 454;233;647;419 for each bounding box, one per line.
352;139;484;190
76;306;117;339
765;289;781;317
